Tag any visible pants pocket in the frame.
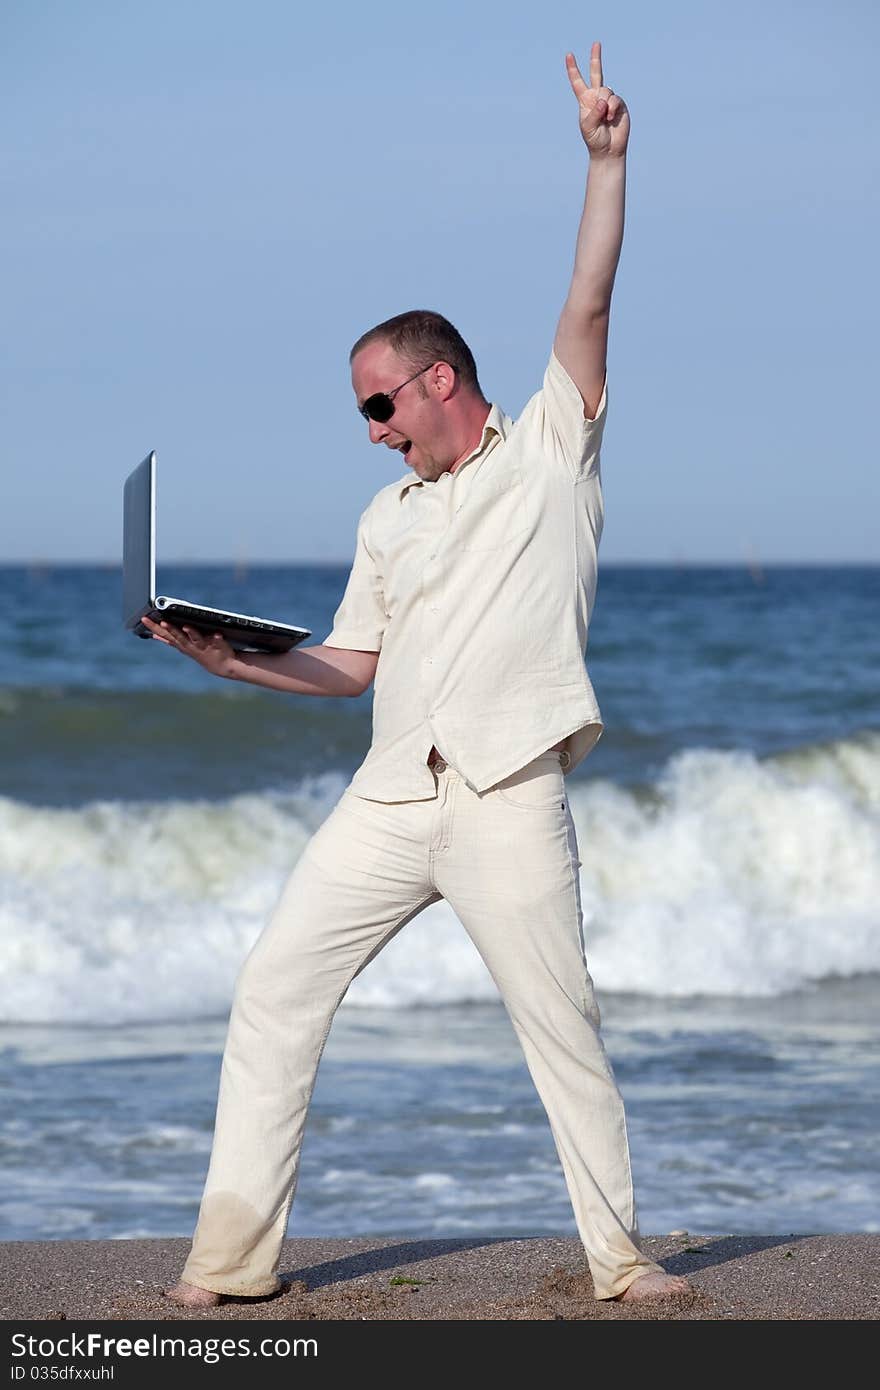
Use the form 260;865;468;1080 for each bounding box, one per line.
492;754;566;811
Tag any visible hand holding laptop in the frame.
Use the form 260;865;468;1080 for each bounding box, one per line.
142;616;239;678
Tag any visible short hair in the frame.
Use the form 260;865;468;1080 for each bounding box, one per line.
350;310;482;394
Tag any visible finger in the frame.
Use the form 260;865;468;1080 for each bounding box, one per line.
581;104;608;144
590;40;603;89
565;52;591;104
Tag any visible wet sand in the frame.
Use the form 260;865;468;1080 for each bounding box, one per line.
1;1233;878;1321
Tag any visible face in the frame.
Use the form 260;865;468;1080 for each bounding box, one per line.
351;342;450;482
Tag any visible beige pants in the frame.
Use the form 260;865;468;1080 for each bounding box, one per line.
181;751;663;1300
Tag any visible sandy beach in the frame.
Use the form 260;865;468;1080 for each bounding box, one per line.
1;1233;877;1321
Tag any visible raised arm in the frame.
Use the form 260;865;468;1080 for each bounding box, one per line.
553;41;630;420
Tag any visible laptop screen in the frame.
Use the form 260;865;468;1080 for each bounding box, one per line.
122;452;156;628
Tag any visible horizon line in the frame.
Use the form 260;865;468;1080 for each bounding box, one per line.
2;558;878;570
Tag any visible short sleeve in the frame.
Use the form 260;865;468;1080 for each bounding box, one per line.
539;351;608;482
323;508;387;652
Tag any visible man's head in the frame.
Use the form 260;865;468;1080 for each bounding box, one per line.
350;310;488;482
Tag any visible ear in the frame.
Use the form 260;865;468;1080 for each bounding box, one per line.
430;361;457;402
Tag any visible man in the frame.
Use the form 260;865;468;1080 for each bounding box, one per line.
146;43;691;1307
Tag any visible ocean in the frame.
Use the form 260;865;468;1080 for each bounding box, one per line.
1;562;878;1243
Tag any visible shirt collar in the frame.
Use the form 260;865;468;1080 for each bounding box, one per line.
396;402;509;499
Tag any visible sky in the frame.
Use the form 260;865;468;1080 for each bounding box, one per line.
2;0;878;565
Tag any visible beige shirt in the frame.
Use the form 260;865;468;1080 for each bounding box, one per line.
324;350;607;801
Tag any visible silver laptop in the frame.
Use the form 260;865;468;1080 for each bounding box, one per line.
123;451;312;653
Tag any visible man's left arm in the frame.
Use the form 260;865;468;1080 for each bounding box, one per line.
553;42;630;421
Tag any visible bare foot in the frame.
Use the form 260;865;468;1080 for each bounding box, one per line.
164;1280;223;1308
618;1271;693;1302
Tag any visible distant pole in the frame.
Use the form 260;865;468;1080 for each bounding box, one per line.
233;544;249;583
744;541;765;586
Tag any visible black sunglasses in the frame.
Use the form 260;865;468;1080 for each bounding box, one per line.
358;364;434;423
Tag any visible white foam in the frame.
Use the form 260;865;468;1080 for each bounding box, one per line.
1;734;878;1022
580;736;880;996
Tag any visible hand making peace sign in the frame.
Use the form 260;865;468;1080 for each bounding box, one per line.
566;42;630;159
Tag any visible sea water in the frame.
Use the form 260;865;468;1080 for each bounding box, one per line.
1;563;877;1240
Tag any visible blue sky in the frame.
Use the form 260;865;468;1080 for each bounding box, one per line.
2;0;877;564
